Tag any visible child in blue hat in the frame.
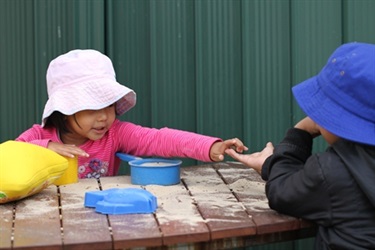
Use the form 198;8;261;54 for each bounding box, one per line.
226;42;375;249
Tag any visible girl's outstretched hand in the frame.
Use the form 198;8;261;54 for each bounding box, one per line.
225;142;274;174
48;142;89;158
210;138;248;162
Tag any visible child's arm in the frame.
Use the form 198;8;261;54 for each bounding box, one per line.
16;124;88;158
114;121;247;162
16;125;53;148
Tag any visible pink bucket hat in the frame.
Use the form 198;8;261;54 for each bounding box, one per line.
41;49;136;127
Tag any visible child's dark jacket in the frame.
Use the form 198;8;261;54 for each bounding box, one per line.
262;128;375;250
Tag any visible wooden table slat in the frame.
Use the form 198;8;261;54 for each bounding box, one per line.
0;202;14;249
145;184;210;245
216;163;303;234
59;178;113;250
181;165;257;240
12;186;62;250
99;176;163;249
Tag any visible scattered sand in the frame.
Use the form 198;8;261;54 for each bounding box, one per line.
12;165;271;225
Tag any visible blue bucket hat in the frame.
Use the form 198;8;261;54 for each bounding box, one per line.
292;42;375;146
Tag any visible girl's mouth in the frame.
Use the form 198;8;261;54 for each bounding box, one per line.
93;127;106;134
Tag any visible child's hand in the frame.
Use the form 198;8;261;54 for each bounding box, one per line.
48;142;89;158
209;138;248;162
225;142;274;174
294;117;321;138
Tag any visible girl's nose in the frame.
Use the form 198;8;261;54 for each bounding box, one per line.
97;109;108;121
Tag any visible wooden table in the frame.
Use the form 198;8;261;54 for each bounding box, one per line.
0;162;316;250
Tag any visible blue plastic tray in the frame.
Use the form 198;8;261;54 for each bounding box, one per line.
84;188;157;214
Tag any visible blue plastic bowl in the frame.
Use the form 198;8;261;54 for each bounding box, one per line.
129;158;181;185
116;153;181;186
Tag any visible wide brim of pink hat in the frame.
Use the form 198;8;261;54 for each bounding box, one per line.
41;78;136;127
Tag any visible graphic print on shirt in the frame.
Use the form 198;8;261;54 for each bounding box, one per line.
78;158;109;179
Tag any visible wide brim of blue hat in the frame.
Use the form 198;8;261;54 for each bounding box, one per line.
292;76;375;146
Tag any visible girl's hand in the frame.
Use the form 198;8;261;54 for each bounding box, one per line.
47;142;89;158
225;142;274;174
210;138;248;162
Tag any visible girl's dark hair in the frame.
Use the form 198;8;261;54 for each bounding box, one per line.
44;111;70;134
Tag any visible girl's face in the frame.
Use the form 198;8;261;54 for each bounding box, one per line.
62;105;116;145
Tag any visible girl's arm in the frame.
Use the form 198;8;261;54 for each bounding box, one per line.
16;125;88;158
114;121;222;162
15;125;54;148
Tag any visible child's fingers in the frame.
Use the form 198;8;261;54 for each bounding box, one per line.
225;138;248;152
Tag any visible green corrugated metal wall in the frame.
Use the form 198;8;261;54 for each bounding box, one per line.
1;1;375;248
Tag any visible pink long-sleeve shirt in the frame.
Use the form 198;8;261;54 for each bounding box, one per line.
16;119;221;178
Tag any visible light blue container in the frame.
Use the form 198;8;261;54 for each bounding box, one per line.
116;153;181;185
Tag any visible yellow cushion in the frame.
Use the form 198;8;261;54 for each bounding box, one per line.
0;140;68;203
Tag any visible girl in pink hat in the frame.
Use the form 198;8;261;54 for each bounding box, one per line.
16;49;247;179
